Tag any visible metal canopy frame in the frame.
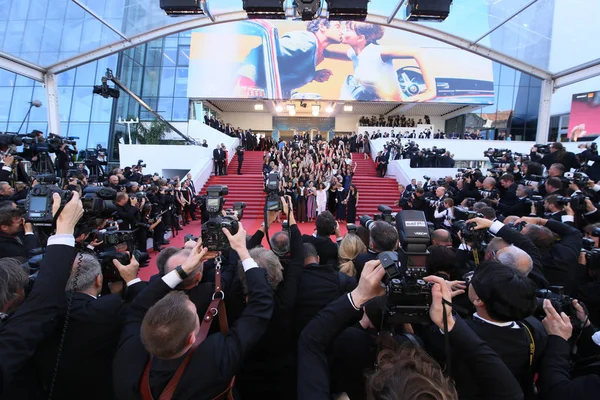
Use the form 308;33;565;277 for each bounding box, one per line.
0;1;598;139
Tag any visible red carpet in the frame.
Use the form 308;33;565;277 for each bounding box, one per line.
139;151;398;280
139;218;348;281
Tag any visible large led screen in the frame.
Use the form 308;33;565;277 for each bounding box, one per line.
568;91;600;141
188;20;494;104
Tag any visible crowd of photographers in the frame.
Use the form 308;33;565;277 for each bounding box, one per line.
2;129;600;399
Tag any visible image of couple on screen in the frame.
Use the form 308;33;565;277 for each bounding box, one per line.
235;18;437;102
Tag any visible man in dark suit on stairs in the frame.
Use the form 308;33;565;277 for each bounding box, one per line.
236;146;245;175
213;144;224;176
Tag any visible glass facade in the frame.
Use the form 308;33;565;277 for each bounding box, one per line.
0;5;548;159
445;62;542;141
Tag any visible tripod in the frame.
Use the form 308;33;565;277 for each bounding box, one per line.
32;152;55;175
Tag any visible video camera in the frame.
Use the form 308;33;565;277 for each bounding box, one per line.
47;133;78;153
265;172;283;211
0;133;23;148
201;185;239;251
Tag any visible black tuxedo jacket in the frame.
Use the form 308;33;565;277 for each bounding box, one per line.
0;242;77;396
0;232;41;260
236;149;244;161
302;234;339;267
292;264;357;339
113;268;273;400
34;284;144;400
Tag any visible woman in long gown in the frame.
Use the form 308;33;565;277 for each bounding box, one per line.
316;182;327;217
328;177;338;214
344;184;358;224
335;184;346;222
296;180;307;223
306;181;316;222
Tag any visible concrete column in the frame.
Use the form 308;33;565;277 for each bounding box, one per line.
536;79;554;143
44;73;61;136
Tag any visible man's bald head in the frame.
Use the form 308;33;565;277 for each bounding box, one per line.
484;237;510;261
431;229;452;247
165;249;203;289
497;246;533;276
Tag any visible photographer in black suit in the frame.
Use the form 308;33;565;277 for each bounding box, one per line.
34;253;146;400
236;145;244;175
0;192;82;396
113;225;274;400
354;221;399;278
0;202;40;259
302;211;343;266
428;261;547;399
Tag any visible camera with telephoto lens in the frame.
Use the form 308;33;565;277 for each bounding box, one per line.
359;205;395;229
265;172;283;211
564;171;590;188
81;186;118;218
96;230;136;246
24;184;73;226
452;219;486;244
534;144;551;155
534;286;577;322
201;185;239;251
556;193;589;214
137;159;146;168
453;206;483;222
99;249;149;283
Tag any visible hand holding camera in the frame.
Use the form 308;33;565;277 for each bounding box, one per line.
542;298;572;341
53;191;84;235
349;259;385;308
112;253;140;283
181;240;210;275
424;275;455;332
465;217;492;231
222;222;249;261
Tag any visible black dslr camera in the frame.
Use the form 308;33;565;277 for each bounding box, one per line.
25;184;73;226
98;249;149;283
359;205;395;229
81;186;118;218
265;172;282;211
534;286;577;322
380;210;434;325
201;185;239;251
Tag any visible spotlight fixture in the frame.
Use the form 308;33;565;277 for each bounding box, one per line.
243;0;286;19
275;104;283;112
294;0;322;21
287;104;296;116
326;0;368;21
343;104;353;112
312;105;320;116
160;0;204;16
406;0;453;22
254;103;264;111
325;104;334;113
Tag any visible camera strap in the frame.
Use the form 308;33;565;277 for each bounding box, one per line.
140;257;233;400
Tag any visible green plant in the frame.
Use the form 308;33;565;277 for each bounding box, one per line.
133;119;171;144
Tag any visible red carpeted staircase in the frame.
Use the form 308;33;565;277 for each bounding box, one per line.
351;154;401;217
199;151;400;221
199;151;266;219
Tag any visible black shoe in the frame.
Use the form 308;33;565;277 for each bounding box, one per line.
159;239;171;245
153;246;161;252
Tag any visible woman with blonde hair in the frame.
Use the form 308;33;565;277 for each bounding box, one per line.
338;233;367;277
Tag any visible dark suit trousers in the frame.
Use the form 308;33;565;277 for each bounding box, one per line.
237;159;243;174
